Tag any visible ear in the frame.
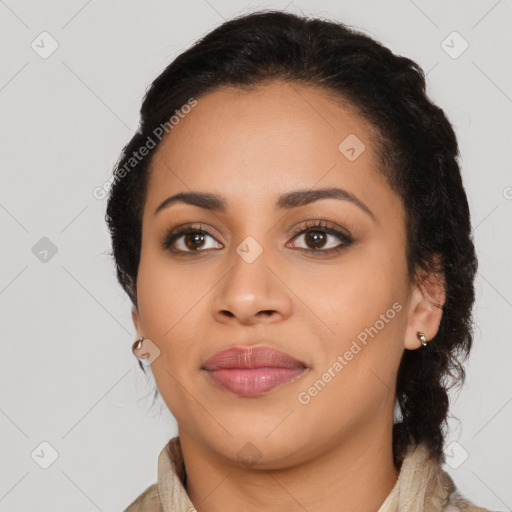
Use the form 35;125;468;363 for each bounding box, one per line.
404;256;446;350
131;306;143;338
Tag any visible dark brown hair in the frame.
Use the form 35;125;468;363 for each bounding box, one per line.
105;10;478;468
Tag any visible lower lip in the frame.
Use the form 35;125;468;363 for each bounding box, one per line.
205;367;307;397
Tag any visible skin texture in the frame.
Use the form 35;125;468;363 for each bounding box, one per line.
131;81;446;512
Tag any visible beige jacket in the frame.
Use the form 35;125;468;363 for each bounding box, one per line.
123;437;493;512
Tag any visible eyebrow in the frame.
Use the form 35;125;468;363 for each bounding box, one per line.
154;187;376;222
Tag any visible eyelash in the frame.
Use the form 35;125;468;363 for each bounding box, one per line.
161;219;354;257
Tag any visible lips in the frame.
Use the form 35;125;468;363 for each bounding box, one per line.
202;346;308;397
203;346;307;370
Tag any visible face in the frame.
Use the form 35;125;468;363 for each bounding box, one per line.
132;81;443;469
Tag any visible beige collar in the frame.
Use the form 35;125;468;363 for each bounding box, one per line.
154;436;486;512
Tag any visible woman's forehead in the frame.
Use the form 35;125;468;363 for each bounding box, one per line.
146;83;383;188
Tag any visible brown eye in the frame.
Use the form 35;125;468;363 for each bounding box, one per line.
162;226;223;253
287;219;354;255
290;229;346;251
303;230;328;249
183;232;207;250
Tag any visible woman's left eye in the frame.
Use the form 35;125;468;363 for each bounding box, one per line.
287;220;353;254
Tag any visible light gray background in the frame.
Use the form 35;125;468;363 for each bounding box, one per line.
1;1;511;511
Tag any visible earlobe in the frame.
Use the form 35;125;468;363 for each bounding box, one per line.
404;265;446;350
131;306;142;337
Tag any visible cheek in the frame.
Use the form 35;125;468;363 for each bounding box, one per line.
136;246;208;337
298;249;407;394
306;255;400;338
134;260;202;414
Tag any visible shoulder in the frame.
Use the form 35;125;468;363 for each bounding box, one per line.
122;483;162;512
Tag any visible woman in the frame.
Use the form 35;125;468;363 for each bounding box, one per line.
106;10;492;512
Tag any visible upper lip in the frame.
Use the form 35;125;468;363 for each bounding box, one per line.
202;346;307;370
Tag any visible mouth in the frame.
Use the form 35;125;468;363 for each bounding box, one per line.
202;346;308;397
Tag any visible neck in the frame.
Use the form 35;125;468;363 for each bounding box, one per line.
179;423;399;512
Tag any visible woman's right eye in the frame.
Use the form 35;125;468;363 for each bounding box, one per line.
162;227;223;254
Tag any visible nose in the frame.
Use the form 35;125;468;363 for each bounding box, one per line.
210;248;293;326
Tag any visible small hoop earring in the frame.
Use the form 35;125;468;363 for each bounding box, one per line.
132;336;152;367
417;331;429;346
132;336;144;355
